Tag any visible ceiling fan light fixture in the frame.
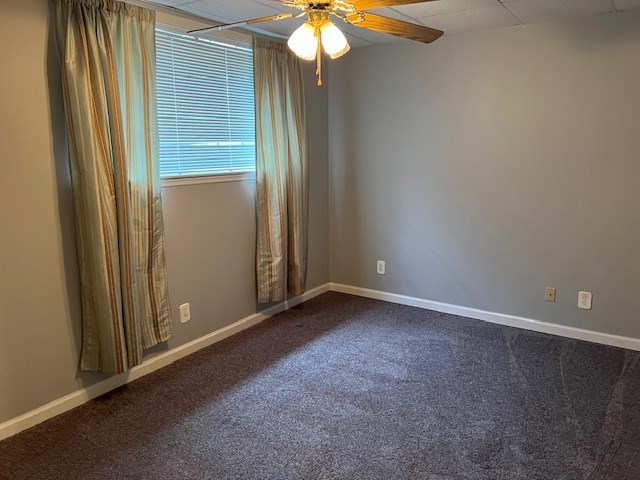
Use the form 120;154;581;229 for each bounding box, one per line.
320;21;350;59
190;1;446;87
287;22;318;61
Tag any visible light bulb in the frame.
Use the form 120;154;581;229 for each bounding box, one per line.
320;21;350;59
288;22;318;61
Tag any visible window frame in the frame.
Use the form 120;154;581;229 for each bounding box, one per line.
155;18;256;187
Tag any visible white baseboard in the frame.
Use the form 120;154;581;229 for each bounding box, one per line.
4;281;637;442
0;283;330;442
330;283;640;352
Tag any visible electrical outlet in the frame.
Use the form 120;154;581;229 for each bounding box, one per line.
179;303;191;323
578;291;592;310
545;287;556;302
376;260;385;275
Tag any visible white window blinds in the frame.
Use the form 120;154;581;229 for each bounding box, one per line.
155;28;255;178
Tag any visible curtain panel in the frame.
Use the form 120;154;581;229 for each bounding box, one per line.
54;0;172;374
253;38;309;304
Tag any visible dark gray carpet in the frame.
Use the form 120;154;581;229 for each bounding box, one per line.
1;292;639;479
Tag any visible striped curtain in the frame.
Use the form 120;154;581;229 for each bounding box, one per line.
253;38;308;304
54;0;172;374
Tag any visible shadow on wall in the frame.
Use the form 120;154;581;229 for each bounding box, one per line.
328;64;364;285
542;10;640;51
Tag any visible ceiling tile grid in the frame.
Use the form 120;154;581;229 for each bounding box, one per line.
154;0;640;45
500;0;616;25
413;4;520;34
389;0;500;19
344;23;408;44
248;17;302;37
179;0;291;23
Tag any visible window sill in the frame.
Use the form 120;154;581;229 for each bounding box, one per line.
161;172;256;188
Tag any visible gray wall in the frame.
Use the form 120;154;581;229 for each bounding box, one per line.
3;0;640;428
329;11;640;339
0;0;328;424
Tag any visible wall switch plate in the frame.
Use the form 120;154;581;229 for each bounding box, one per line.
578;291;592;310
179;303;191;323
376;260;385;275
545;287;556;302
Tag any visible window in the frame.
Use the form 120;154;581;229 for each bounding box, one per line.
155;28;255;178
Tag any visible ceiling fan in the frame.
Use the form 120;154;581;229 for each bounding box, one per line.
188;0;444;86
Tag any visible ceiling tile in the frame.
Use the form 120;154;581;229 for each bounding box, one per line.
502;0;615;25
248;16;304;37
417;4;520;35
392;0;500;19
343;23;408;44
614;0;640;10
344;32;374;48
365;7;415;21
151;0;194;6
163;0;635;42
181;0;291;23
252;0;291;7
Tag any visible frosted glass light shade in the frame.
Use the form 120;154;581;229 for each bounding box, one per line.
320;22;350;59
288;22;318;61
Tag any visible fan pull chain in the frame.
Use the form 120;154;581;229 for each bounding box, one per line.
315;33;323;86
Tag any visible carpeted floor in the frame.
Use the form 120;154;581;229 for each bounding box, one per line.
1;292;639;479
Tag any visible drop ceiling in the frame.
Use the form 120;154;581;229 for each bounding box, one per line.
152;0;640;47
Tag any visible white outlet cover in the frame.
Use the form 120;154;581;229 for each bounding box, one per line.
578;291;592;310
545;287;556;302
179;303;191;323
376;260;385;275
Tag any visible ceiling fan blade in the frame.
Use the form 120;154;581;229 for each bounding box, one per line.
353;0;439;10
346;12;443;43
187;13;294;35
